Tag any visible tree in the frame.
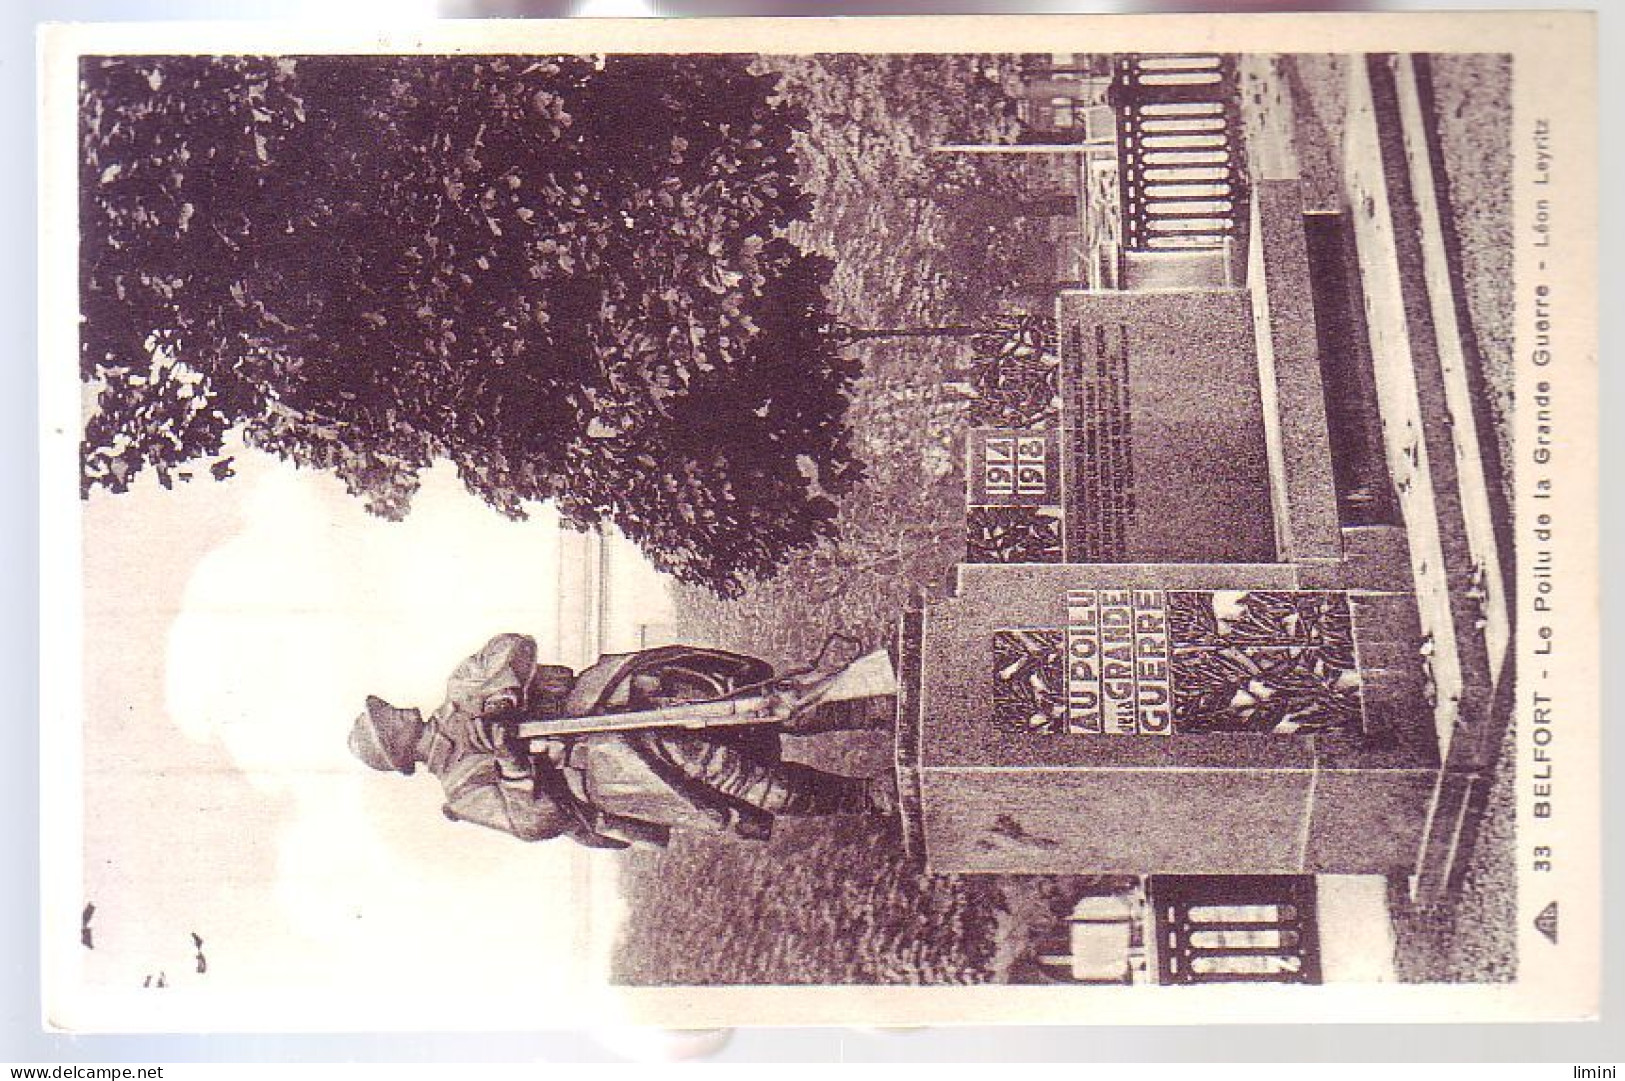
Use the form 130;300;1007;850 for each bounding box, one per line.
79;55;862;596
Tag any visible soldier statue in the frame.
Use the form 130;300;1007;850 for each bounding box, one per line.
348;633;899;850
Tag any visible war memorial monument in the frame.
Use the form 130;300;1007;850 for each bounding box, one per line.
897;55;1511;921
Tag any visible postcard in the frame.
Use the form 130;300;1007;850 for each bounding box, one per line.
38;12;1597;1030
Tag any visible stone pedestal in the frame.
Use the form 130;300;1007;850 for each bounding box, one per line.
908;179;1442;880
898;560;1438;877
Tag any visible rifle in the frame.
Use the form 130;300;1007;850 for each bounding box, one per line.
510;646;895;750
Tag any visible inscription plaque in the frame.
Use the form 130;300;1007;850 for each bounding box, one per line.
994;590;1364;736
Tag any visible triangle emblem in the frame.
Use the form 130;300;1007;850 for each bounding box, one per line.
1534;901;1559;944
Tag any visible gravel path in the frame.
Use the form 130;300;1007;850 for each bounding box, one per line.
1424;54;1516;498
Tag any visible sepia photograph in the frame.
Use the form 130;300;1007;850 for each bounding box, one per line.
37;13;1598;1033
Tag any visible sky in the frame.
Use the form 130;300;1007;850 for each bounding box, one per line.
62;445;674;1029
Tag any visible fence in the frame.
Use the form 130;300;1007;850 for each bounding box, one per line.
1111;55;1245;253
1148;875;1323;985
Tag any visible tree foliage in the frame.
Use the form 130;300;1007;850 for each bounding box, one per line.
80;54;862;595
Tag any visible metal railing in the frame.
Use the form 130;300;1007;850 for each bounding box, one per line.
1148;875;1323;985
1112;55;1245;253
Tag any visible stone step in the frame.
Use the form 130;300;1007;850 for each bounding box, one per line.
1247;179;1344;565
1343;54;1514;904
1338;524;1415;592
1386;56;1513;694
1344;55;1501;760
1411;768;1482;904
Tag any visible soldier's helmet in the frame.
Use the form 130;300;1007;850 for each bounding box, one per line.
349;696;426;775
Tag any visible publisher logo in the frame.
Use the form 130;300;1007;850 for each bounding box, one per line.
1535;901;1559;944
